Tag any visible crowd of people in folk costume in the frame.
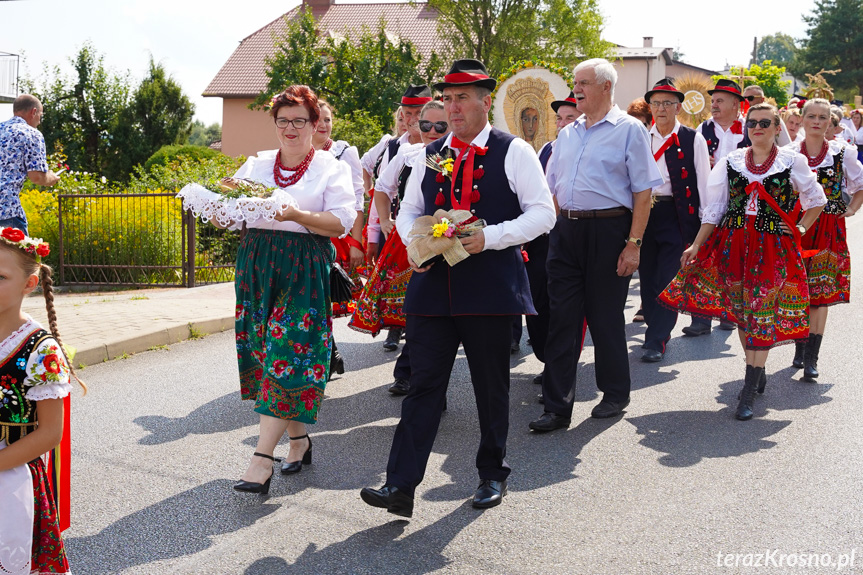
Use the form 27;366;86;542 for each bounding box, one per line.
3;52;862;571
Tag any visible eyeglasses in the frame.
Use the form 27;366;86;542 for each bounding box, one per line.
649;101;678;109
574;79;596;88
419;120;448;133
745;119;775;128
743;95;760;102
275;117;310;130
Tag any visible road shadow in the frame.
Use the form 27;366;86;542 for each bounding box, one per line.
244;505;480;575
65;480;278;574
133;392;257;445
627;410;792;467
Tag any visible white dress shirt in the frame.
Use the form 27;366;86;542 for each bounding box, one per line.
396;123;556;251
649;122;711;219
701;146;825;225
697;116;746;162
368;132;413;243
374;142;424;200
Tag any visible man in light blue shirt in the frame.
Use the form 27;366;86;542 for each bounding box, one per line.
0;95;60;233
530;58;662;431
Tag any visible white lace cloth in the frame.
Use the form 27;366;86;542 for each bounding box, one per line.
702;146;826;224
178;149;356;236
177;183;301;229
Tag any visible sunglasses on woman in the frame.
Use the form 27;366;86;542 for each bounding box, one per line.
419;120;449;133
744;119;775;129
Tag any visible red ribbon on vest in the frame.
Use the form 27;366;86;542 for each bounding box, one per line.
653;132;680;162
730;120;743;135
449;137;488;210
744;181;818;258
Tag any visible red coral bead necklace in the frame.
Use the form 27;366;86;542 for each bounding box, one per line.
800;139;828;168
273;147;315;188
745;144;778;176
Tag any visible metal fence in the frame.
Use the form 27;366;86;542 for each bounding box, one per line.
57;193;236;288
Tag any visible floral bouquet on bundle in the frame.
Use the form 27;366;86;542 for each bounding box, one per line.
407;209;486;268
177;176;298;229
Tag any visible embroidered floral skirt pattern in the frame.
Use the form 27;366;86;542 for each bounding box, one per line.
802;213;850;306
659;216;810;349
235;230;332;424
349;229;412;336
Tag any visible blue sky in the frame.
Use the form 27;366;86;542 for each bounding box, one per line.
0;0;813;125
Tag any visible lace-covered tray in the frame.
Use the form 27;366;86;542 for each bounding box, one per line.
177;183;299;227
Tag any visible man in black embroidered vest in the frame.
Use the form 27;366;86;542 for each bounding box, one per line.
530;91;581;388
686;79;748;336
639;79;711;362
529;58;662;432
359;59;555;517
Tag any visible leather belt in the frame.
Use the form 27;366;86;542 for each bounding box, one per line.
560;207;631;219
652;195;673;202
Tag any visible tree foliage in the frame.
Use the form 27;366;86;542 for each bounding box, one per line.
189;120;222;147
793;0;863;95
756;33;798;68
22;43;196;181
256;9;444;138
712;61;792;107
428;0;613;76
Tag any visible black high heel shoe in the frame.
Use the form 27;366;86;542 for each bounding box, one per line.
281;434;312;474
234;452;277;494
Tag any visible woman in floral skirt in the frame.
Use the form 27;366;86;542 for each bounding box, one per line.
659;104;826;420
228;85;356;493
789;98;863;379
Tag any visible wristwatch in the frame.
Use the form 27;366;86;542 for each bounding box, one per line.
627;236;643;247
797;224;807;235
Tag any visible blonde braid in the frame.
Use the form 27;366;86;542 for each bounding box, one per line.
40;264;87;394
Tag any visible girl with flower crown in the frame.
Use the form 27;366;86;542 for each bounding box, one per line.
659;104;826;421
0;227;85;575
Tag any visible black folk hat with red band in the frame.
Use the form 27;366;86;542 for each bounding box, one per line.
644;78;684;103
707;79;745;100
433;59;497;92
395;85;433;107
551;91;579;113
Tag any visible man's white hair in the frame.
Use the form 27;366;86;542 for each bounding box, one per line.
574;58;617;98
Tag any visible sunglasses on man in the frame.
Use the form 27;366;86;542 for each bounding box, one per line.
743;95;760;102
744;119;775;129
419;120;449;133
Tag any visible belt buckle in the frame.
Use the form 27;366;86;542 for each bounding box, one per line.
566;210;579;220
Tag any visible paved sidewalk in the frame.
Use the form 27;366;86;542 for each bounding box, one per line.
22;282;235;367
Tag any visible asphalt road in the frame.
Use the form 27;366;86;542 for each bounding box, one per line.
63;217;863;575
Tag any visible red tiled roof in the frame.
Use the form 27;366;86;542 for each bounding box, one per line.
204;2;440;98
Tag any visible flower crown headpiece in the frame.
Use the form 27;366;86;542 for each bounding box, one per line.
0;228;50;262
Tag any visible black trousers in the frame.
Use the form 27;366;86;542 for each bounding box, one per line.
640;201;685;352
524;234;550;362
542;214;633;416
393;340;411;380
386;314;513;496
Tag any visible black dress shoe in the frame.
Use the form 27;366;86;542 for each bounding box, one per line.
591;398;630;418
529;412;571;432
532;374;543;385
383;328;402;351
718;319;736;330
280;435;312;474
641;349;663;362
388;378;410;395
360;485;414;518
510;340;520;354
682;323;710;336
472;479;507;509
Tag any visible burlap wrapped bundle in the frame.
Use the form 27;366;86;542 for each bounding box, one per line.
407;209;486;267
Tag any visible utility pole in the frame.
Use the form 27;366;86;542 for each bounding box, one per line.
751;37;758;66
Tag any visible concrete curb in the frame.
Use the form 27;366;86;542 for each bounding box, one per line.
75;316;234;368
